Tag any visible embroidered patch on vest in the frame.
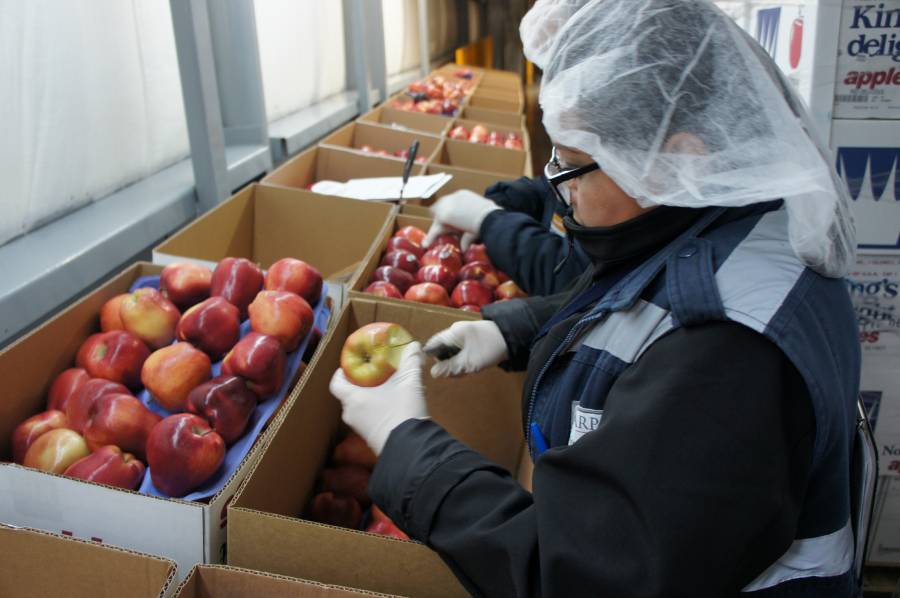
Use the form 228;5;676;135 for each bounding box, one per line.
569;402;604;445
551;213;566;237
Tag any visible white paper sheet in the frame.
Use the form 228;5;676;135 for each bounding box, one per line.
310;173;453;201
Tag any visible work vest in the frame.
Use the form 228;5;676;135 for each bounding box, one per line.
527;205;861;595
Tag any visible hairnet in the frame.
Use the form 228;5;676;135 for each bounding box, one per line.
519;0;591;69
531;0;855;277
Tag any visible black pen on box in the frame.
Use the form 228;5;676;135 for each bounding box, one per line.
398;140;419;204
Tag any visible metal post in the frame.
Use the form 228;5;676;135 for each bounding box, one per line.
417;0;431;77
366;0;388;104
344;0;373;112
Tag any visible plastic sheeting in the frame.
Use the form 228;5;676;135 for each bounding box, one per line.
0;0;189;247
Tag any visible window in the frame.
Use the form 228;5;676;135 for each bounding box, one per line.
383;0;422;77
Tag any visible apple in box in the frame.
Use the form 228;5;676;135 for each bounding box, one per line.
469;124;489;144
12;410;70;464
222;332;286;398
458;261;500;290
504;133;524;150
46;367;90;412
333;431;377;470
319;465;371;507
120;288;181;349
366;505;409;540
372;266;415;294
463;243;492;267
76;331;150;390
365;281;403;299
99;294;129;332
265;257;323;304
448;125;469;141
381;250;420;275
432;233;462;251
486;131;505;147
23;428;90;474
451;280;494;308
186;375;258;446
421;245;462;273
248;290;313;352
386;236;424;259
308;491;362;529
340;322;413;387
147;413;226;497
142;342;212;412
495;280;527;300
394;225;427;247
416;264;457;292
63;445;146;491
83;393;161;459
211;257;264;318
404;282;450;306
160;262;213;309
66;379;131;434
176;296;242;360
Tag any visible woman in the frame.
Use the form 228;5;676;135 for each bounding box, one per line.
330;1;861;596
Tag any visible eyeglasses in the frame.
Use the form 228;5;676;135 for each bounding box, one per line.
544;146;600;208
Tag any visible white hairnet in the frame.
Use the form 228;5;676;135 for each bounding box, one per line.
519;0;591;69
530;0;855;278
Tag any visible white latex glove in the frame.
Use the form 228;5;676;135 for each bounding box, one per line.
329;342;428;455
424;321;509;378
424;190;501;250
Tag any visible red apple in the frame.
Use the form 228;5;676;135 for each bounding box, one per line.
160;262;213;309
176;296;241;360
319;465;371;507
416;265;457;292
421;245;462;273
463;243;491;266
66;379;131;434
99;294;129;332
119;288;181;350
76;331;150;389
333;431;377;470
486;131;505;147
248;290;314;352
46;368;90;412
340;322;414;387
63;445;145;490
404;282;450;306
460;304;482;313
211;257;264;317
380;250;419;274
12;410;70;464
186;375;257;446
470;124;489;143
146;413;226;497
451;280;494;308
504;135;524;150
221;332;286;398
433;233;462;250
372;266;415;294
141;343;212;411
365;281;403;299
23;428;90;474
495;280;528;300
265;258;323;304
458;261;501;289
394;226;427;247
366;505;410;540
448;125;470;141
308;492;362;529
386;236;424;259
83;393;161;458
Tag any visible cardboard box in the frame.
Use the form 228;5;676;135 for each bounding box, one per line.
831;118;900;252
0;262;255;584
461;106;526;129
358;105;452;137
319;121;442;164
467;91;523;114
153;184;396;309
0;524;176;598
848;255;900;476
867;476;900;565
426;163;512;199
262;145;426;193
173;564;396;597
227;297;526;597
435;138;529;178
449;118;530;152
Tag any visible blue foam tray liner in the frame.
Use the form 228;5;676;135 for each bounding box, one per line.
127;275;330;501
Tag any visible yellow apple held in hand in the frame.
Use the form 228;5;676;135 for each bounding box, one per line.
339;323;413;387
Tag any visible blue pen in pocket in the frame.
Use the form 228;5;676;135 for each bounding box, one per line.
530;422;549;456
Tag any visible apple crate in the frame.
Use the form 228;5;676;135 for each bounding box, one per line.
173;564;398;597
0;262;320;585
433;137;531;178
447;118;529;152
460;106;525;129
319;121;442;166
227;296;528;598
357;105;452;137
0;524;176;598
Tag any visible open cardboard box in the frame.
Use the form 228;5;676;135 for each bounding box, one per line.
467;91;523;114
319;122;442;164
0;262;266;584
227;297;528;597
434;138;528;178
0;524;177;598
357;105;451;137
449;118;530;152
460;105;525;129
174;564;396;597
153;184;396;311
261;145;426;194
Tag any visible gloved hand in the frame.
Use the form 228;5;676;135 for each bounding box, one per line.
329;342;428;455
424;321;509;378
424;190;501;250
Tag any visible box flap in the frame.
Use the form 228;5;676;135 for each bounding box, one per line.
175;564;395;597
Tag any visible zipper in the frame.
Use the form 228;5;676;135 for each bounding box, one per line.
525;310;606;458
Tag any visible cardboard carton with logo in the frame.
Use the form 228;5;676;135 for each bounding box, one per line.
319;122;443;164
0;524;177;598
173;564;397;597
358;105;452;136
227;296;528;597
153;184;395;310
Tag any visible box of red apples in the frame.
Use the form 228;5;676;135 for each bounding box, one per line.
353;214;528;311
0;257;327;583
173;564;398;598
227;296;528;598
153;184;396;312
386;72;478;118
433;137;530;177
446;119;528;151
319;121;442;165
0;524;177;598
357;105;451;137
460;105;525;129
468;87;524;114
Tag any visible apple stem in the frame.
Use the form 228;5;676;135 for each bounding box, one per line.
194;426;214;436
